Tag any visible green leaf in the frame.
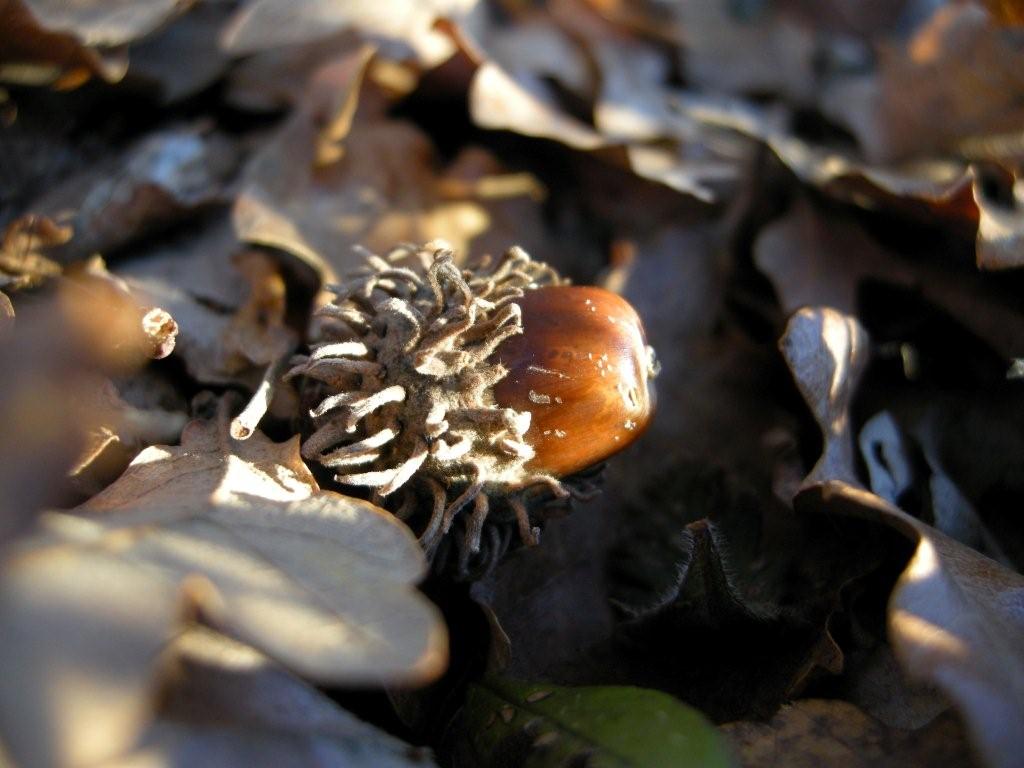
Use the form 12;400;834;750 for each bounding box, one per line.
461;679;735;768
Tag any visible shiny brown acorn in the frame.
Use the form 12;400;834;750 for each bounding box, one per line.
289;242;657;577
493;286;656;477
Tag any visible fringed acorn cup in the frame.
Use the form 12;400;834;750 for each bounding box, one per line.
284;242;658;579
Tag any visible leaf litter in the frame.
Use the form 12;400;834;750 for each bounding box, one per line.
2;0;1024;766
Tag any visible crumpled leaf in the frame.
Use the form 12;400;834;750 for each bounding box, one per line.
68;376;187;497
0;404;447;767
674;0;817;103
120;220;298;385
121;627;439;768
31;124;239;262
222;0;476;66
753;196;1024;360
778;307;870;487
821;3;1024;164
235;44;548;280
456;678;735;768
721;698;975;768
798;482;1024;768
0;0;129;86
782;297;1024;768
0;213;66;293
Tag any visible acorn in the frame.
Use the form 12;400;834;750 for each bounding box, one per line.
288;242;657;577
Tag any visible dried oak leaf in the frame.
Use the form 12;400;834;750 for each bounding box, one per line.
0;405;446;766
755;197;1024;361
778;307;869;488
798;483;1024;768
820;3;1024;165
235;46;547;282
0;0;128;86
782;301;1024;768
131;627;439;768
31;124;239;263
721;698;977;768
221;0;476;66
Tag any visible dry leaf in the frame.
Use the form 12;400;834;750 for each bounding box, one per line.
799;483;1024;768
120;627;439;768
779;307;869;487
820;4;1024;164
721;698;976;768
0;404;446;766
222;0;476;65
0;0;129;86
31;125;238;262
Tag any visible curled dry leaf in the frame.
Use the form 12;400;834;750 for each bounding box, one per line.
130;627;439;768
0;405;446;767
778;306;869;488
755;197;1024;361
0;214;67;294
721;698;976;768
67;376;187;497
782;297;1024;768
221;0;476;65
121;225;297;386
31;124;239;263
798;483;1024;768
820;4;1024;164
0;0;128;86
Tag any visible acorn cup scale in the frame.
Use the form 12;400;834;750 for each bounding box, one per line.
492;286;656;478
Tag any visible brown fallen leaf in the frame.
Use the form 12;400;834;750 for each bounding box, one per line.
221;0;474;65
0;0;128;86
125;627;439;768
721;698;977;768
0;401;447;766
781;299;1024;768
0;213;67;293
820;3;1024;164
778;307;869;488
754;196;1024;360
799;483;1024;768
68;376;187;497
31;124;239;263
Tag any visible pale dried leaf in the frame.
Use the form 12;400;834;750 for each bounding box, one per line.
779;307;869;487
104;628;438;768
0;538;182;768
23;0;187;48
222;0;476;65
721;698;975;768
820;4;1024;163
469;60;605;151
800;482;1024;768
32;125;238;262
79;410;447;684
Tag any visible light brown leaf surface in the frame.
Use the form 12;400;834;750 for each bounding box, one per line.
821;4;1024;164
721;698;976;768
110;627;438;768
778;307;869;487
799;483;1024;768
783;303;1024;768
221;0;476;65
0;406;446;767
